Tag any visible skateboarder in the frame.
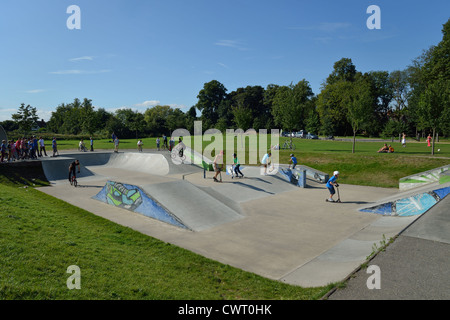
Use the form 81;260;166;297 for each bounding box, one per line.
233;153;244;178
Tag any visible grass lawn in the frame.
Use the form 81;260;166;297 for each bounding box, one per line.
2;134;447;300
0;165;333;300
52;135;449;188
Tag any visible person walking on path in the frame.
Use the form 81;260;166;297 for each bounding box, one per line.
427;134;432;147
52;137;58;157
0;140;7;163
401;133;406;148
156;137;160;151
90;137;94;152
213;150;224;182
39;137;48;156
162;134;168;150
137;139;143;152
114;137;120;153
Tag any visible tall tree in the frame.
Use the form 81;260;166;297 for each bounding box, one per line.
196;80;227;130
11;103;39;134
317;58;358;136
412;18;450;153
271;80;314;139
346;76;375;153
324;58;357;86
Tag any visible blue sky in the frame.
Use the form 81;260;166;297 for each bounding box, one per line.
0;0;449;122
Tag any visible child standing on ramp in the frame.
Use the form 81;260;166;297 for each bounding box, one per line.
326;171;340;202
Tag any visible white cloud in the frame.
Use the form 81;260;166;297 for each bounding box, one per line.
134;100;161;108
69;56;94;62
0;108;18;122
168;103;189;111
25;89;45;94
215;40;248;51
218;62;229;69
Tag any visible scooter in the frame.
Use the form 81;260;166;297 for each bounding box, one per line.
326;184;342;203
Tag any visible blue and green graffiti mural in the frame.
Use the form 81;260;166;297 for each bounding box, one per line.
106;181;143;210
360;186;450;217
93;181;188;229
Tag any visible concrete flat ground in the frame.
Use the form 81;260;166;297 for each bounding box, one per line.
37;150;426;287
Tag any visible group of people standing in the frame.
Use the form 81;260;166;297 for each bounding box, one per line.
0;136;59;163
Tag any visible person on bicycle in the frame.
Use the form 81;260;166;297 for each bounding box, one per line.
68;160;81;183
79;139;87;152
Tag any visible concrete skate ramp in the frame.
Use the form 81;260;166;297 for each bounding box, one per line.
140;180;243;231
0;125;7;143
399;165;450;191
41;152;170;182
360;186;450;217
93;181;188;229
41;157;98;181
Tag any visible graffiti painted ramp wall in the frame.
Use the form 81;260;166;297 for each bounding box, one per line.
93;181;187;229
93;180;243;231
360;186;450;217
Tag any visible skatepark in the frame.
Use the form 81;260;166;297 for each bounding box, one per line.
37;149;450;288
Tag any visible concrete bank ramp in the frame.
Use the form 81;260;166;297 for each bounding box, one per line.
41;152;169;182
360;185;450;217
93;179;243;231
140;180;243;231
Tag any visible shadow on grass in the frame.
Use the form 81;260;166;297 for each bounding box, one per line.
0;161;49;187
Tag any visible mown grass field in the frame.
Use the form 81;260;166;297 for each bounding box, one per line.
1;135;448;300
54;135;449;188
0;165;333;300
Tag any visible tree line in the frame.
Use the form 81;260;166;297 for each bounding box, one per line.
4;19;449;154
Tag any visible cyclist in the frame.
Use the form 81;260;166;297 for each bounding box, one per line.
68;160;81;183
79;139;87;152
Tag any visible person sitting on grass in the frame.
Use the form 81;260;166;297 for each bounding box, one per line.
388;145;394;153
377;143;389;153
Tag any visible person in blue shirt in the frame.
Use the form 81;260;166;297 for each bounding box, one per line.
289;153;297;170
1;140;7;163
326;171;340;202
261;151;271;175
